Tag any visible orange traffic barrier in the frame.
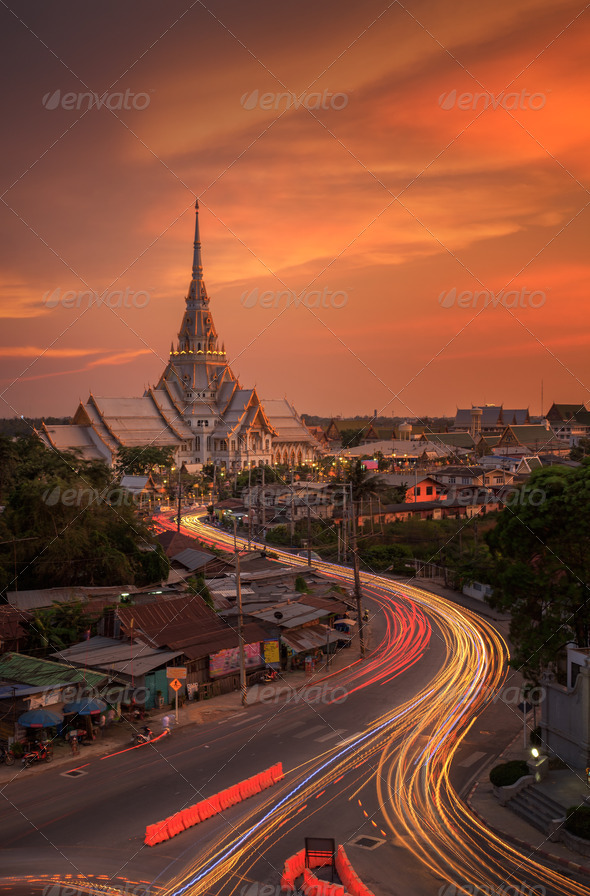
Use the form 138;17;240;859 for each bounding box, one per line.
144;822;166;846
145;762;284;846
249;776;262;795
336;846;374;896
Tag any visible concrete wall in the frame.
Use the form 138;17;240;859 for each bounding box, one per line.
541;659;590;769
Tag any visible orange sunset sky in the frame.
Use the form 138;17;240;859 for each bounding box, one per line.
1;0;589;421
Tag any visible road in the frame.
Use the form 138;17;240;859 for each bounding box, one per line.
0;514;588;896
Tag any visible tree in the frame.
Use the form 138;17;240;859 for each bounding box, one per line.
339;429;365;449
27;600;94;654
486;462;590;681
0;438;169;593
570;438;590;461
115;446;176;476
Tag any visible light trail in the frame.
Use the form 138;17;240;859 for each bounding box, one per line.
155;515;588;896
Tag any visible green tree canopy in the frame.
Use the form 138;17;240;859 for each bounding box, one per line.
486;461;590;681
0;438;169;593
115;446;176;476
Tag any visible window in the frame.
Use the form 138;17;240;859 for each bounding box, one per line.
426;486;433;495
195;436;200;450
449;477;456;484
416;487;421;496
231;440;236;451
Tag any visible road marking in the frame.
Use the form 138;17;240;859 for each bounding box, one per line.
294;725;325;738
218;712;247;724
276;719;306;733
458;750;486;768
338;731;363;746
231;713;261;725
316;729;346;742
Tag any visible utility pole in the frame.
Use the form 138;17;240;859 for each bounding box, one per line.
350;488;365;658
307;503;312;566
176;466;181;533
261;465;266;540
342;485;348;563
247;458;252;551
290;469;295;545
232;519;247;706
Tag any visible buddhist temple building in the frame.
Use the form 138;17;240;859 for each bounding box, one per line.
39;203;320;471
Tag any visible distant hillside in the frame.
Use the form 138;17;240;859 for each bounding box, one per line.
0;417;69;438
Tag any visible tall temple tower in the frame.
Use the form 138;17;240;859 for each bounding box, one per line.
40;201;320;471
156;202;277;467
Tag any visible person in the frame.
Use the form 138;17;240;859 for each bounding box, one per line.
162;714;170;733
142;726;152;741
106;708;115;728
69;734;79;756
98;713;106;737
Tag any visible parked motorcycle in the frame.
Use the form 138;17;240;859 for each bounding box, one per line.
0;745;15;766
22;741;53;768
262;667;278;682
133;726;153;746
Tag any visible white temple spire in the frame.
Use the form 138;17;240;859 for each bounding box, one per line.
188;200;208;304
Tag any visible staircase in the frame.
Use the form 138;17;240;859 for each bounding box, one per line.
506;784;566;833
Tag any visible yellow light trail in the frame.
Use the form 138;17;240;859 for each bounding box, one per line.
155;514;587;896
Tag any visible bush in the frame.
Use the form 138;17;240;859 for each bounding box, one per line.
489;760;530;787
566;806;590;840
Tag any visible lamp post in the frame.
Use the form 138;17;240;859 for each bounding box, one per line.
232;519;247;706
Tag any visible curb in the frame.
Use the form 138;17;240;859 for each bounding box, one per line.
467;783;590;875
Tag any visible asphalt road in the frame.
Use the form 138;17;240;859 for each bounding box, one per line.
0;590;445;894
1;536;581;896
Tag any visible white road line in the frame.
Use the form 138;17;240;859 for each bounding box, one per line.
276;719;306;733
218;712;247;724
231;713;262;725
337;731;363;746
316;730;346;742
458;750;486;768
294;725;326;738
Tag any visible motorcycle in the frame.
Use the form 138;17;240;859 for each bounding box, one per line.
0;745;15;766
262;667;278;682
22;741;53;768
133;726;153;745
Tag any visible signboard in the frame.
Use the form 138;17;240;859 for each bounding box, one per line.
209;642;263;679
263;639;280;667
28;690;61;710
166;667;187;680
169;679;182;692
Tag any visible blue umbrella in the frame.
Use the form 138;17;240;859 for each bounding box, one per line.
63;698;106;715
18;708;62;728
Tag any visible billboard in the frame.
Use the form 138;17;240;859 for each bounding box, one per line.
263;639;280;667
209;642;263;679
